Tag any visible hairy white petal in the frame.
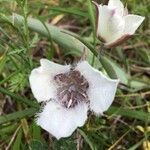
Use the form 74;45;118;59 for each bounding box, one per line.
40;59;70;75
29;59;70;102
88;81;118;114
29;68;56;102
97;5;125;43
36;101;88;139
124;15;145;35
76;61;119;114
108;0;124;16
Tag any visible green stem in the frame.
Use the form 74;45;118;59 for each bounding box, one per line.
23;0;30;54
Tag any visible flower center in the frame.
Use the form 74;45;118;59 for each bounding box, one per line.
54;70;89;108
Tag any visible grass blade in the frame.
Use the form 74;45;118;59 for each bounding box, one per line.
50;7;88;17
78;129;96;150
12;128;23;150
0;86;39;108
11;14;86;56
107;106;150;122
0;108;37;124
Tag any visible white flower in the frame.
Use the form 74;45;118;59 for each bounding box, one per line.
93;0;145;48
29;59;119;139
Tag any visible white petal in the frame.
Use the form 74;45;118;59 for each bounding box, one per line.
29;68;56;102
108;0;124;16
76;61;119;114
40;59;70;75
124;15;145;35
105;34;131;48
97;5;125;43
88;82;118;115
29;59;70;102
36;101;88;139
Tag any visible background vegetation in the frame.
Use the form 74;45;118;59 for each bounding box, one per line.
0;0;149;149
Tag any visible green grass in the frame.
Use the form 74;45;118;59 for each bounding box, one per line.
0;0;150;149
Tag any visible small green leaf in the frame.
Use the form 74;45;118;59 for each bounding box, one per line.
8;73;28;92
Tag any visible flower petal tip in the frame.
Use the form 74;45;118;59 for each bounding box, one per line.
36;101;88;139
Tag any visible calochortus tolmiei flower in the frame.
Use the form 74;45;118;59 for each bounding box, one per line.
29;59;119;139
93;0;145;48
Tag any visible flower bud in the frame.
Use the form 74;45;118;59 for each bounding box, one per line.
93;0;145;48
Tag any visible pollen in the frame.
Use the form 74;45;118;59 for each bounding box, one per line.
54;70;89;108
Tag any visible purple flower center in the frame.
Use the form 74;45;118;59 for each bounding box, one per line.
54;70;89;108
